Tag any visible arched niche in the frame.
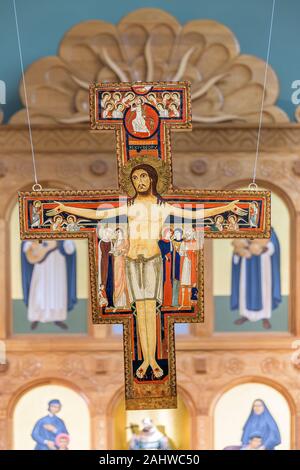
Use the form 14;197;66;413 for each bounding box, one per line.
8;184;90;335
107;387;194;450
213;379;294;450
213;181;292;333
10;380;91;450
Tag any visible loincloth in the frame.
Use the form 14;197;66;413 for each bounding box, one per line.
125;254;163;303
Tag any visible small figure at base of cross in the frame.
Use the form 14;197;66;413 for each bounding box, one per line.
19;81;270;410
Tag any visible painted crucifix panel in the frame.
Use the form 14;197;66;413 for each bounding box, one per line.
19;81;270;410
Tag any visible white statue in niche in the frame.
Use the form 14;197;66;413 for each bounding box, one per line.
128;418;170;450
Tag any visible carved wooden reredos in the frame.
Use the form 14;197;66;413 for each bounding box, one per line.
3;8;292;125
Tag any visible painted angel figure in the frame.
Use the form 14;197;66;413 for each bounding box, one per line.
169;103;180;118
112;103;125;118
227;214;239;231
211;215;224;232
51;215;64;231
147;92;158;107
171;92;181;107
103;102;114;118
66;215;80;232
157;102;169;117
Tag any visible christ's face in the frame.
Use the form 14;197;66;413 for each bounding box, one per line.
253;400;264;415
132;169;151;193
113;92;121;101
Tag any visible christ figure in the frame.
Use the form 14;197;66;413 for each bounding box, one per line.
46;164;245;379
130;98;150;135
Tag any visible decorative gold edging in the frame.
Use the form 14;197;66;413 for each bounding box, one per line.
126;396;177;410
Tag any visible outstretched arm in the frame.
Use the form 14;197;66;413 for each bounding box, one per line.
167;200;247;220
46;202;128;221
203;200;247;218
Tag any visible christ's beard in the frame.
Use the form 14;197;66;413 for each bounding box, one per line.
136;186;152;196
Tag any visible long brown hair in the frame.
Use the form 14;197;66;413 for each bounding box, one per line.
128;163;164;205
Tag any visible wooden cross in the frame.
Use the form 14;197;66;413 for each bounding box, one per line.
19;81;270;410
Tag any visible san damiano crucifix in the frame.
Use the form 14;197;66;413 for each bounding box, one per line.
19;81;270;409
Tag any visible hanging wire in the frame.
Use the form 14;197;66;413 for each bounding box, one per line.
251;0;276;189
13;0;41;191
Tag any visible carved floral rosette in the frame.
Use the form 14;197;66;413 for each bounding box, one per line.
8;9;288;125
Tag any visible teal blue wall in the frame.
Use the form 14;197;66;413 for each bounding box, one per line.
0;0;299;121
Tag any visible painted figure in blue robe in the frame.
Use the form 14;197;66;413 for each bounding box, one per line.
159;227;182;307
159;228;174;307
31;399;69;450
21;240;77;330
97;227;114;307
231;227;281;329
241;399;281;450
